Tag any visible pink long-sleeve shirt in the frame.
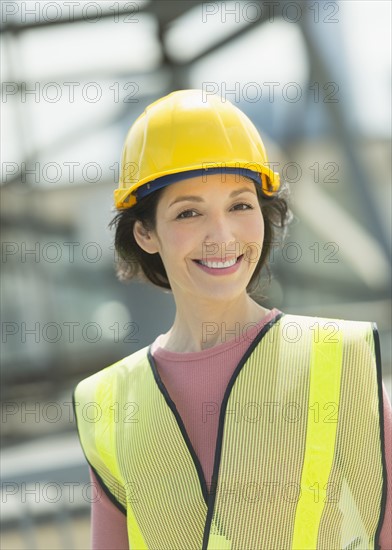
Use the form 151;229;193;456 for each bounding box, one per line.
88;308;392;549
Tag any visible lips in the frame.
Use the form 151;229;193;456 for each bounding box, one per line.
192;254;244;276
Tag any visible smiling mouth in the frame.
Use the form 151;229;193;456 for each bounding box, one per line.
193;255;244;269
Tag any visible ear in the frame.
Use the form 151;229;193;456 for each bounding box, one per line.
133;220;160;254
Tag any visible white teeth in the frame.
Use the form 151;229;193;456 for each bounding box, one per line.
199;258;237;269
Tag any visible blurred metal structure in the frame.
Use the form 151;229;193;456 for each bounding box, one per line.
1;0;391;547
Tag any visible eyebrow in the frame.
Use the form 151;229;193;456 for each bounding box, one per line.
168;187;256;208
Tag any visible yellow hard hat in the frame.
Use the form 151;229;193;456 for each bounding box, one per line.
114;89;281;209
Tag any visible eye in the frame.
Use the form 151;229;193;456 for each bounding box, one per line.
175;202;254;220
176;209;199;220
232;202;254;211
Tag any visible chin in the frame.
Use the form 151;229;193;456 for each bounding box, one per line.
198;284;248;301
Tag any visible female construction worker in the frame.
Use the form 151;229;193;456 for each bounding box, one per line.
73;90;391;549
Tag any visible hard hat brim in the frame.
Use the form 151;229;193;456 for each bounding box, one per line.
114;165;280;209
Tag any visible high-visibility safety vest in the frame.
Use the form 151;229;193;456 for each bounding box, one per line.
72;313;387;550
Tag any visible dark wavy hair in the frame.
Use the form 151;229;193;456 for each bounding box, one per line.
108;178;292;298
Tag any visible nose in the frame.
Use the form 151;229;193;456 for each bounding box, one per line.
203;212;240;259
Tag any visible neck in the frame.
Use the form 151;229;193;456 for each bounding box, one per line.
161;294;271;353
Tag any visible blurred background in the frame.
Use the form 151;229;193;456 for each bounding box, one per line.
1;0;391;548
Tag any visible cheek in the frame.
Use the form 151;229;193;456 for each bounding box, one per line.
259;216;265;239
160;225;195;263
240;213;264;262
171;226;193;249
242;212;264;240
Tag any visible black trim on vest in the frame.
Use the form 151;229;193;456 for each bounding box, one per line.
71;387;127;517
372;324;387;550
147;310;285;517
202;310;285;549
147;347;211;507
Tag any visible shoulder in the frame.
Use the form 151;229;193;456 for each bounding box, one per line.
72;344;150;404
279;312;379;361
282;312;377;336
282;311;375;326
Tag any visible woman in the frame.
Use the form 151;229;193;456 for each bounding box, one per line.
73;90;391;549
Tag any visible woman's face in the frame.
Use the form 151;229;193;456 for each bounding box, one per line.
134;173;265;304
